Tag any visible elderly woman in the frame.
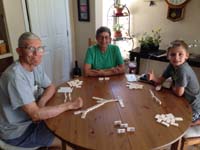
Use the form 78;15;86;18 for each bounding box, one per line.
84;26;125;77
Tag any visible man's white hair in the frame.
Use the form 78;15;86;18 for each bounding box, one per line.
18;32;40;47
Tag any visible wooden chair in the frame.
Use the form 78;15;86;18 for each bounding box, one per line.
180;125;200;150
88;38;96;46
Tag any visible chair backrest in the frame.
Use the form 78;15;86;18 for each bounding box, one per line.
180;126;200;150
88;38;96;46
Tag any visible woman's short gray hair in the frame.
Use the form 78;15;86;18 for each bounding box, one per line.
18;32;41;47
96;26;111;38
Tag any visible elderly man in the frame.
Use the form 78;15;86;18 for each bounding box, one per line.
0;32;83;149
84;26;125;77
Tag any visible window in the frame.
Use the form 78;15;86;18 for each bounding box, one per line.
102;0;133;60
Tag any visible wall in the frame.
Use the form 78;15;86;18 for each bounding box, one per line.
95;0;103;29
3;0;77;63
2;0;26;60
67;0;76;69
126;0;200;54
2;0;94;73
124;0;200;82
2;0;200;78
72;0;96;71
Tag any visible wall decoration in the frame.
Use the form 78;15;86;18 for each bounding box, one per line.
165;0;190;21
78;0;90;22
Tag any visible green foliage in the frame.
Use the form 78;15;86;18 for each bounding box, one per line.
139;29;162;47
113;23;123;31
114;3;125;8
114;0;125;8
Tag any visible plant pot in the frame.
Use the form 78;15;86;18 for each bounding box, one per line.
114;31;122;38
115;7;123;16
140;43;159;53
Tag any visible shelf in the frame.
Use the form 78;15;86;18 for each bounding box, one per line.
0;53;12;59
111;14;129;17
112;37;132;41
107;3;132;59
0;0;13;75
107;3;131;42
129;48;200;74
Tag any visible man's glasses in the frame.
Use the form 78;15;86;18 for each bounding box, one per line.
21;46;45;54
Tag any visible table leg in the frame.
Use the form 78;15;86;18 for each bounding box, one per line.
62;140;67;150
170;138;182;150
136;55;140;74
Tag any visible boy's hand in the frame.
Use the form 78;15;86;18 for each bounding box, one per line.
146;70;164;85
147;70;155;81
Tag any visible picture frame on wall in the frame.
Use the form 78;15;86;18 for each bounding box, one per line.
77;0;90;22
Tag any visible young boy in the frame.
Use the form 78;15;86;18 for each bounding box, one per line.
148;40;200;126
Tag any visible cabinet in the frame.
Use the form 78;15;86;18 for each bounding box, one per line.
107;3;133;59
0;0;13;75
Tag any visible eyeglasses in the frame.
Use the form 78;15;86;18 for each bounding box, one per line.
98;36;110;40
21;46;45;53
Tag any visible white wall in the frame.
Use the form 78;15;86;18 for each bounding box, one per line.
95;0;103;29
3;0;77;63
125;0;200;81
2;0;95;73
2;0;200;79
126;0;200;53
67;0;76;69
2;0;26;60
72;0;96;71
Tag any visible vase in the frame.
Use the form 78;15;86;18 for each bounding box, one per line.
115;7;124;16
114;31;122;38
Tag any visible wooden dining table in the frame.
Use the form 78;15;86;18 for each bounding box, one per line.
45;75;192;150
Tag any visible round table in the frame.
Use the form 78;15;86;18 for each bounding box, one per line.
45;75;192;150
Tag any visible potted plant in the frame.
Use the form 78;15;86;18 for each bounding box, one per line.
114;0;125;16
139;29;162;52
113;23;123;38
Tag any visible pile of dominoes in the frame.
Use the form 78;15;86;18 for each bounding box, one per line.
57;87;73;102
67;79;83;88
126;82;143;89
98;77;110;81
155;113;183;127
114;120;135;134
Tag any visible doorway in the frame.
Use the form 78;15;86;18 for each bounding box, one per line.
22;0;72;85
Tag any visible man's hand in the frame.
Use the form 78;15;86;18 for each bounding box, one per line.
68;97;83;110
22;97;84;121
37;84;56;107
37;99;46;108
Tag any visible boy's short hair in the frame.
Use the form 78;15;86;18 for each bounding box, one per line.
168;40;188;53
96;26;111;38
